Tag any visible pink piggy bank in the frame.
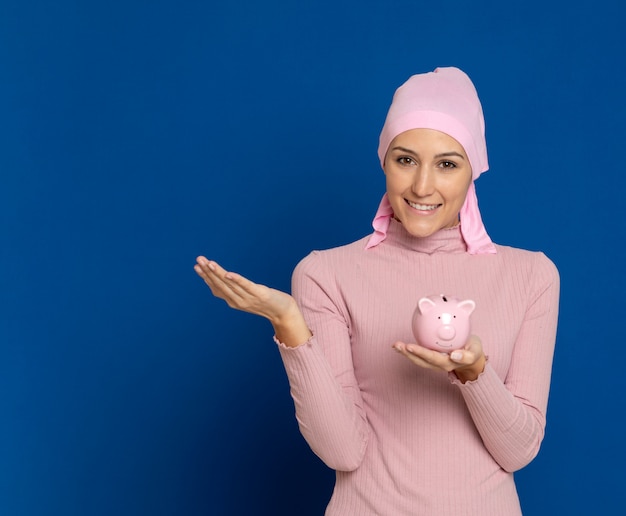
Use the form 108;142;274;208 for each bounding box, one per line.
411;294;476;352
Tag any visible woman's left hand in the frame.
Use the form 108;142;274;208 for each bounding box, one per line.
392;335;486;383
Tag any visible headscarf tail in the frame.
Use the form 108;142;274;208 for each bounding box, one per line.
460;183;496;254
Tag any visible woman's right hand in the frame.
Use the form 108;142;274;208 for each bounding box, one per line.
194;256;312;347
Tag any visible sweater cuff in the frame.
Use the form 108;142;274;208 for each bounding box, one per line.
447;356;492;387
273;334;312;350
448;362;508;408
273;333;324;375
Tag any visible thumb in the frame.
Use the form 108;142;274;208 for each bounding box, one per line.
449;349;466;363
451;335;483;363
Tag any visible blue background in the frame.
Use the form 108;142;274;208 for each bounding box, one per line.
1;0;624;514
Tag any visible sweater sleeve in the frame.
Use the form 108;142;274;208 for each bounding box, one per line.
450;252;560;472
276;252;370;471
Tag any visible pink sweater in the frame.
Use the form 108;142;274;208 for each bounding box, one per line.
276;219;560;515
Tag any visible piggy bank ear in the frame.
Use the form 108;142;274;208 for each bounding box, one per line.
457;299;476;314
418;297;436;314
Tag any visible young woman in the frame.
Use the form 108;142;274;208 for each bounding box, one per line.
195;67;560;515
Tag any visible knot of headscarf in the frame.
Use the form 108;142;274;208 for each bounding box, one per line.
366;67;496;254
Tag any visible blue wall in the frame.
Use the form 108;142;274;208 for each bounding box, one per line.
1;0;624;514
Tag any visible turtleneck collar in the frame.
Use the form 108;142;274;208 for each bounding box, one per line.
380;218;468;255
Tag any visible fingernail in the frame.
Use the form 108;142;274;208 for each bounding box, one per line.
450;351;463;361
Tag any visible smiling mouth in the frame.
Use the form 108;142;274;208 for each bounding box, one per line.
406;200;441;211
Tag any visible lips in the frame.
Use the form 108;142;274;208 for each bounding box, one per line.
406;199;441;211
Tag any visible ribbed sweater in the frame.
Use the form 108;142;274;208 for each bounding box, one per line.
276;219;560;515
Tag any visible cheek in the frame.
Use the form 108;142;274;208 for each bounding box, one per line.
385;171;407;193
453;183;470;201
445;175;472;204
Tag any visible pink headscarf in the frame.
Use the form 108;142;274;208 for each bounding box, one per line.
366;67;496;254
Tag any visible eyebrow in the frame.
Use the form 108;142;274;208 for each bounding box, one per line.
390;146;466;160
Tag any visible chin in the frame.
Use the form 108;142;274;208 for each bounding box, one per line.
397;211;459;238
401;222;441;239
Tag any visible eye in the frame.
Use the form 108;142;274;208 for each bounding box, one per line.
397;156;416;166
439;160;457;169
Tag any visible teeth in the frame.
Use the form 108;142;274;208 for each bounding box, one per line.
407;200;438;211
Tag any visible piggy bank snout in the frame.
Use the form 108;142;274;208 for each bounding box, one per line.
437;324;456;341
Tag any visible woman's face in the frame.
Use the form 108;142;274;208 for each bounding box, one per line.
384;128;472;238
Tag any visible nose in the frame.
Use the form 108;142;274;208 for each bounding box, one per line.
411;168;435;197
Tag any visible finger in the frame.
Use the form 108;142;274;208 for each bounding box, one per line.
219;270;260;296
196;260;275;317
393;342;441;370
195;257;227;278
195;259;248;303
194;264;216;286
406;344;450;367
194;260;224;290
195;259;238;290
212;270;269;307
194;257;218;282
196;269;237;301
